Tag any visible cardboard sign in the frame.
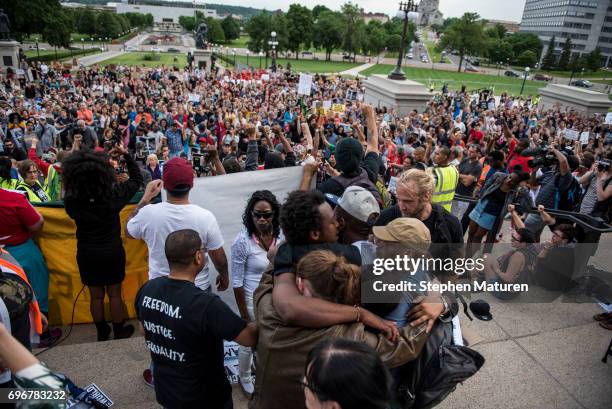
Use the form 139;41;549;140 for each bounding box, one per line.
298;73;313;96
322;100;332;110
564;129;579;141
188;93;200;103
580;132;590;144
261;74;270;81
331;103;345;113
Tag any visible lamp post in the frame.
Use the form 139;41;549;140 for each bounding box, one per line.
268;31;278;73
105;37;108;51
388;1;419;81
81;38;84;51
497;61;502;76
233;48;236;67
35;42;40;60
259;51;263;69
246;49;249;68
520;66;530;96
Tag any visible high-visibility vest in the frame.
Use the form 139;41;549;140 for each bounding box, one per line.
432;165;459;212
16;181;48;203
0;178;17;190
0;249;43;336
43;165;61;202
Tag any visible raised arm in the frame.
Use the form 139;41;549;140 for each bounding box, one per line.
362;105;379;155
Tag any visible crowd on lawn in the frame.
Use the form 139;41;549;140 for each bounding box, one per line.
0;61;611;409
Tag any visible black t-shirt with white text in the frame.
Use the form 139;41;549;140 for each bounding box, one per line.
135;277;246;409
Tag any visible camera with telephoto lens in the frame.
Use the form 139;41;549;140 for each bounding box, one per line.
192;152;204;177
522;143;573;169
598;159;610;172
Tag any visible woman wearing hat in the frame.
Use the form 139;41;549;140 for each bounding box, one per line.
63;144;143;341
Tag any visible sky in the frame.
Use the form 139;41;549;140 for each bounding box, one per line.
191;0;528;22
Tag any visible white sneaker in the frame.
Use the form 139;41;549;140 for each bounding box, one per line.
239;376;255;398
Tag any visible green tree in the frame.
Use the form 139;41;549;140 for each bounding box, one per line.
179;15;196;32
585;47;603;72
42;9;73;49
558;37;572;70
507;33;543;63
364;20;387;56
312;11;344;60
516;50;537;67
485;23;507;40
4;0;71;44
96;12;121;38
221;16;241;41
486;38;513;65
541;36;556;70
144;13;154;27
76;9;97;37
438;12;486;72
286;4;313;59
312;5;331;20
341;2;364;59
206;18;225;43
245;11;272;52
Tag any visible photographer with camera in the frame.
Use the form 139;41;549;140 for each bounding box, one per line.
523;143;580;241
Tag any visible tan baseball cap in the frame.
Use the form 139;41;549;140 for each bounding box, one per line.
372;218;431;250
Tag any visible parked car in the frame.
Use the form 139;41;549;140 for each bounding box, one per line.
167;48;180;53
407;52;414;59
571;80;593;88
28;45;47;50
126;46;138;52
504;70;520;77
465;65;479;72
68;46;80;50
301;51;313;56
150;47;163;52
533;73;552;81
342;54;355;62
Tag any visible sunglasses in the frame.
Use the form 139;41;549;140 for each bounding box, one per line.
252;211;273;220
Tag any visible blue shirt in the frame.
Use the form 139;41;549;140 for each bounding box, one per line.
165;129;183;154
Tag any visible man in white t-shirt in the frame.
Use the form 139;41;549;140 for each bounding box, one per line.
126;157;229;292
126;157;230;387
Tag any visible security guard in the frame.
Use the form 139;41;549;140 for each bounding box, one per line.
430;146;459;212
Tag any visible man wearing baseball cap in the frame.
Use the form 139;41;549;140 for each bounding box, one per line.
331;186;380;259
125;157;230;387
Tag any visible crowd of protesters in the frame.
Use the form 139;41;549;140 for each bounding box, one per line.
0;58;611;409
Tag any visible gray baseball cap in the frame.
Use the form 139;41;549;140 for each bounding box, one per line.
338;186;380;225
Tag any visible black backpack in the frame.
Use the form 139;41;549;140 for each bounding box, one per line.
332;168;384;208
396;320;485;409
554;174;582;213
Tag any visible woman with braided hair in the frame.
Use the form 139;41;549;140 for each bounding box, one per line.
62;144;143;341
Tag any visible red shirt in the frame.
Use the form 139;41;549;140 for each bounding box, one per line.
469;129;484;143
508;155;532;174
0;189;41;246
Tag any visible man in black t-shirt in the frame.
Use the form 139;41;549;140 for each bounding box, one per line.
136;229;257;409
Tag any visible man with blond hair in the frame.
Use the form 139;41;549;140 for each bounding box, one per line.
375;169;463;259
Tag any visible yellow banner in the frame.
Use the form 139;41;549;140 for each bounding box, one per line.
34;204;149;326
331;103;345;113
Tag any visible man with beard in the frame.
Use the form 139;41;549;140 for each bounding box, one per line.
375;169;464;259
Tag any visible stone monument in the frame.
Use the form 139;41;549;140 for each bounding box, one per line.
417;0;444;27
538;83;612;116
192;22;212;72
0;9;20;71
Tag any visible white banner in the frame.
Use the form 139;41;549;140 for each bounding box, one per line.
298;73;313;96
224;341;240;384
183;166;307;309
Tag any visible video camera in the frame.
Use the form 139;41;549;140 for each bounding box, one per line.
522;143;573;169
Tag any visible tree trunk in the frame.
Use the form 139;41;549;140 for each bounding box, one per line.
458;53;464;73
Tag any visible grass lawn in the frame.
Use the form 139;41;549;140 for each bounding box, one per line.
224;35;250;48
227;55;359;73
360;64;548;96
24;49;58;58
99;52;188;68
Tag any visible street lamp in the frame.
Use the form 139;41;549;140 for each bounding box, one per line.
268;31;279;73
233;48;236;67
388;1;419;81
497;61;502;76
105;37;108;51
520;66;530;96
35;42;39;60
259;51;263;69
246;50;249;68
81;38;84;52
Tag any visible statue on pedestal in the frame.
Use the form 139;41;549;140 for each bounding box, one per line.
0;9;11;40
195;23;208;50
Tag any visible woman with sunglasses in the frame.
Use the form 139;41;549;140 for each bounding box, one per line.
231;190;282;397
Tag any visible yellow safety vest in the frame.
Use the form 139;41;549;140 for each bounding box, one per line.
432;165;459;212
0;178;17;190
43;165;62;202
16;181;48;203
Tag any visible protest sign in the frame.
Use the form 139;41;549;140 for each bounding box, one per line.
580;132;590;144
298;73;313;96
564;129;579;141
332;103;345;113
224;341;240;384
606;112;612;125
